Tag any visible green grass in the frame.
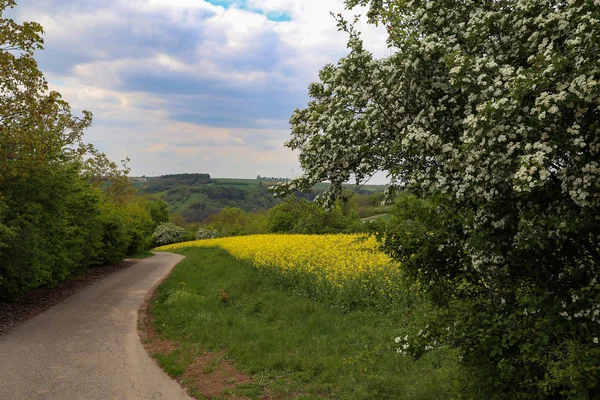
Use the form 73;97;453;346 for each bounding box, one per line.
151;248;468;399
155;350;186;377
169;192;207;214
130;250;154;259
150;190;204;214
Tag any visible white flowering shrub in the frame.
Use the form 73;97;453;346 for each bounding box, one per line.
281;1;600;397
195;228;218;240
152;223;184;246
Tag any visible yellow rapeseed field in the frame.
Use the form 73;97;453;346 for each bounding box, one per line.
156;234;402;303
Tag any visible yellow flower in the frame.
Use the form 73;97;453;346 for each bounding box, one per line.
156;234;402;303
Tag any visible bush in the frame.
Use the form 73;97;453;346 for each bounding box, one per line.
180;230;196;242
152;222;185;246
96;200;130;265
0;165;107;299
266;197;355;234
382;193;465;303
196;228;218;240
382;192;600;398
142;198;170;228
205;207;265;237
123;202;154;255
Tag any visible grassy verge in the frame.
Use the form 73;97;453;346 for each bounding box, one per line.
150;247;467;399
130;250;155;259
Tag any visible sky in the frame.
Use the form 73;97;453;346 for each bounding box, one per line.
10;0;389;181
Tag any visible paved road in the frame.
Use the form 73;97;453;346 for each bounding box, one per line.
0;252;191;400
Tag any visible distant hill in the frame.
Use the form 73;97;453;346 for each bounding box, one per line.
131;174;386;223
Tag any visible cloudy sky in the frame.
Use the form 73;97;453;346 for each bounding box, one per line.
10;0;389;180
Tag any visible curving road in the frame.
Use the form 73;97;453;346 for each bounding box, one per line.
0;252;191;400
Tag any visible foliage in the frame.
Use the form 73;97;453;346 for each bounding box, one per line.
152;222;185;246
205;207;266;237
0;164;103;297
141;198;170;228
0;1;101;298
381;193;465;305
279;0;600;397
151;182;280;223
0;200;15;253
155;173;211;186
265;196;357;234
122;201;154;255
169;213;186;228
172;195;376;238
163;193;382;239
138;174;387;224
195;227;218;240
82;147;133;202
180;229;197;243
0;1;154;300
96;199;130;265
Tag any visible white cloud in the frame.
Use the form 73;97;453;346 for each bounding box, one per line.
144;0;216;9
12;0;389;180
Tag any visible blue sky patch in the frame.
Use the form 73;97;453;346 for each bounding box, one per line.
265;12;292;22
203;0;292;22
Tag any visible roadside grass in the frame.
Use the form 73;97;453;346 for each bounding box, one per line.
155;349;186;377
130;250;154;259
151;248;469;399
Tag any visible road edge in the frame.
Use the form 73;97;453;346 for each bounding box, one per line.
0;258;138;337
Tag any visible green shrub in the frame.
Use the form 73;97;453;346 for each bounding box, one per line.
266;197;354;234
180;230;196;242
123;202;154;255
96;200;130;265
142;198;170;228
205;207;265;237
384;192;600;397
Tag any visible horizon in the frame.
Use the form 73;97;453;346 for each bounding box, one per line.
131;173;390;186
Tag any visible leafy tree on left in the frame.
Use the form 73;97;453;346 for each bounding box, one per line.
0;0;149;300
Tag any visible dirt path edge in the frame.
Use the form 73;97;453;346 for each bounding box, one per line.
137;254;262;400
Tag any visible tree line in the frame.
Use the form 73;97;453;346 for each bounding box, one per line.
0;0;168;300
152;194;387;246
256;175;290;182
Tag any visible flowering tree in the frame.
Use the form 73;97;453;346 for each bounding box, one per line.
196;227;218;240
152;223;185;246
280;0;600;397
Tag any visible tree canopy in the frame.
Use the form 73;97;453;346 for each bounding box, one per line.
282;0;600;397
0;0;156;299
